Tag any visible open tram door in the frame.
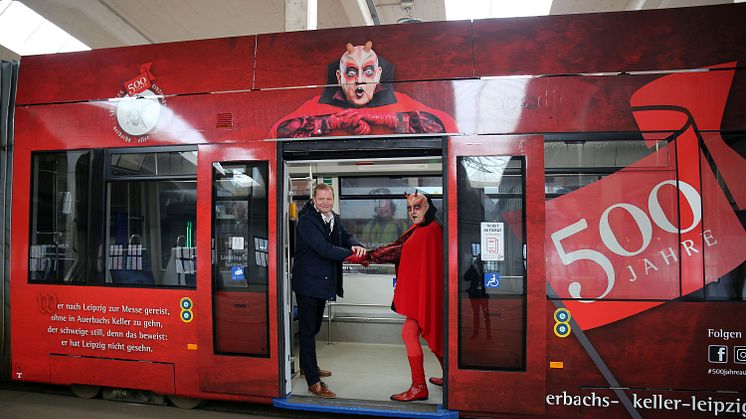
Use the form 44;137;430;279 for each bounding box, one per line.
276;137;458;417
446;135;546;417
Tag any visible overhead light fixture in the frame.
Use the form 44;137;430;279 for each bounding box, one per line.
398;0;422;23
397;17;422;23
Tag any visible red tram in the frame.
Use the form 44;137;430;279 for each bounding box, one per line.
2;4;745;418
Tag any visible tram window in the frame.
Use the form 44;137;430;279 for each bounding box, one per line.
544;134;746;302
105;180;197;287
544;139;669;199
110;150;197;176
29;151;90;283
340;176;442;196
105;148;197;288
339;176;442;249
457;156;526;370
703;132;746;301
212;161;270;356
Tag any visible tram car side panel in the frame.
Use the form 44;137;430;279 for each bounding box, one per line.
16;36;256;105
254;20;473;89
473;4;746;76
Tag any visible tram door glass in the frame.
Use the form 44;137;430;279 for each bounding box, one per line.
457;156;526;370
212;161;270;356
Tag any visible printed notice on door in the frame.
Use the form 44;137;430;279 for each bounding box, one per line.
480;222;504;261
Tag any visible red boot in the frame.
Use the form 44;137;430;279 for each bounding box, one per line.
390;383;429;402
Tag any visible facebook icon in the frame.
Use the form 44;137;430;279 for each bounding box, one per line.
708;345;728;363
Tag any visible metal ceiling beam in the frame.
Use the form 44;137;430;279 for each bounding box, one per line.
365;0;381;25
23;0;151;48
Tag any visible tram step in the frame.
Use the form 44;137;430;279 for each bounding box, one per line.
273;395;458;418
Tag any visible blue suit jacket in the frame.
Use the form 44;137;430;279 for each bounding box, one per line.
292;201;359;300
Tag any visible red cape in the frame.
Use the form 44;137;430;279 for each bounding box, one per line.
393;221;444;358
268;91;457;138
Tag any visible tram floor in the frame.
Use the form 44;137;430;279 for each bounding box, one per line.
290;341;443;404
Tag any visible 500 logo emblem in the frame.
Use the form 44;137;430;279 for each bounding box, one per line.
36;294;58;315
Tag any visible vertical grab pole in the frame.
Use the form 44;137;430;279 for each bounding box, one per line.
326;304;333;344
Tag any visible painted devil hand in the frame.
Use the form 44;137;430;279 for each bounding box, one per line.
344;253;372;267
275;111;445;138
330;110;371;135
357;111;400;130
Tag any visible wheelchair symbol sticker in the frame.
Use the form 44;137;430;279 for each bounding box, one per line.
231;265;245;281
484;272;500;288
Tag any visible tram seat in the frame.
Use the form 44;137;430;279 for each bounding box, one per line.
108;235;155;285
161;246;196;286
161;249;179;286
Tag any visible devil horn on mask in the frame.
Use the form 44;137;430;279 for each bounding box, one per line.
364;40;373;51
346;43;355;54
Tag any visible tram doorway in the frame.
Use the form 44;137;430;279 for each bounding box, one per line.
279;138;447;407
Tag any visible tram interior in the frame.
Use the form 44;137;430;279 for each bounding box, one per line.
285;156;444;403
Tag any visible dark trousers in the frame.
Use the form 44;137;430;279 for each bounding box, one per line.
296;293;326;386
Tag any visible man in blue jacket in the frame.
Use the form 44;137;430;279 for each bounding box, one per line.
293;183;366;398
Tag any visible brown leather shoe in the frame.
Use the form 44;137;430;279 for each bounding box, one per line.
390;383;428;402
300;368;332;377
308;381;336;399
429;377;443;386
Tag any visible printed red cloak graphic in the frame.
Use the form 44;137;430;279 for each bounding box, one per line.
545;63;746;330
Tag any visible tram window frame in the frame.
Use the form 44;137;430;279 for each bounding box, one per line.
701;131;746;302
104;147;198;288
27;146;198;288
456;156;527;371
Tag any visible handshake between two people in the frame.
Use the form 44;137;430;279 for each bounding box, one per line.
345;230;411;267
345;250;373;267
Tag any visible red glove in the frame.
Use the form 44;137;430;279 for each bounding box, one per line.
345;253;371;267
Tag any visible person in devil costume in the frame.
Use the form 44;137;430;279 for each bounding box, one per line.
346;191;443;402
269;41;456;138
